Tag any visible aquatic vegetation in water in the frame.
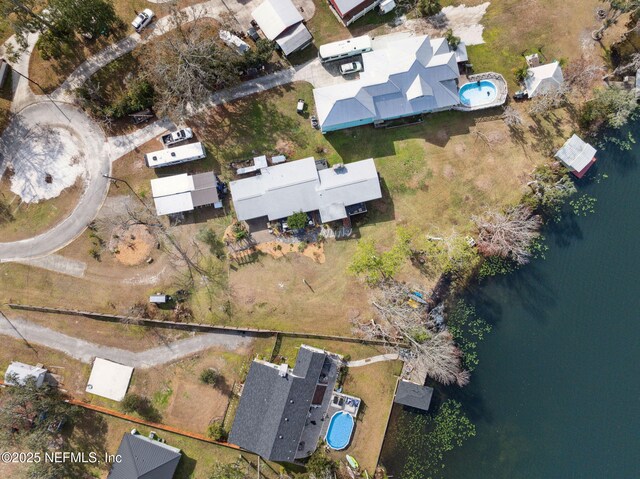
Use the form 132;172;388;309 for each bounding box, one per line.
570;195;597;216
396;400;476;479
447;300;492;372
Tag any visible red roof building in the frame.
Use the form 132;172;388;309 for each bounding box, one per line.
328;0;382;25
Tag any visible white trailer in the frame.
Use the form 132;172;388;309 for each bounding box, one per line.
145;142;206;168
318;35;372;63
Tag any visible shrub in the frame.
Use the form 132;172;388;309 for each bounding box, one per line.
418;0;442;17
207;420;226;441
287;211;308;231
200;368;220;386
297;241;307;253
445;29;460;50
121;393;160;421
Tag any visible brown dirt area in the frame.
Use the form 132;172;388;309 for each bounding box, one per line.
111;223;157;265
255;241;325;263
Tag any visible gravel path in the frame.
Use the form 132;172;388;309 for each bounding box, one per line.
15;254;87;278
0;316;253;368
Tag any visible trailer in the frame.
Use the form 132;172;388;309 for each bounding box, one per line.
318;35;372;63
144;142;206;168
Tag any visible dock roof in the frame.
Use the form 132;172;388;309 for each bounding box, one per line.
394;380;434;411
555;134;597;177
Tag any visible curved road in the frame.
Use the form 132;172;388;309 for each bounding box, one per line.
0;102;111;261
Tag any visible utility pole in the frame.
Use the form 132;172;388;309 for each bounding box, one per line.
11;68;72;122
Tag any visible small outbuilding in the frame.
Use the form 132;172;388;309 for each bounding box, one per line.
555;134;597;178
4;362;47;387
151;171;223;216
394;380;434;411
524;60;564;97
251;0;313;56
86;358;134;402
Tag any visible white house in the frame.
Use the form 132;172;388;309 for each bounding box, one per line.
229;157;381;223
313;34;461;132
251;0;313;56
151;172;222;216
4;362;47;387
524;61;564;97
555;134;597;178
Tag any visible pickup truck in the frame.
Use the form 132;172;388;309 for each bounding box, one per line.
161;128;193;146
132;9;154;33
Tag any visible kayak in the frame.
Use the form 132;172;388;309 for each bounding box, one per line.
346;455;359;469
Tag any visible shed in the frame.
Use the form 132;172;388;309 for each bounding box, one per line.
86;358;134;402
394;380;434;411
524;61;564;97
149;294;170;304
252;0;303;41
4;362;47;387
555;134;597;178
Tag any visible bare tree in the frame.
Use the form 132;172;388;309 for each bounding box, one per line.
353;281;469;386
473;205;542;265
528;84;569;116
564;56;606;90
139;7;242;119
501;105;524;128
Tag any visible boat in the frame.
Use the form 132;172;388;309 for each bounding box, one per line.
346;455;359;469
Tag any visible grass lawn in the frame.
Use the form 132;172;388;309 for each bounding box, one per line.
451;0;603;90
81;412;275;479
335;361;402;473
275;337;385;367
0;334;90;396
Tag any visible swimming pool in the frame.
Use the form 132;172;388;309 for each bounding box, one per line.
459;80;498;107
325;411;355;450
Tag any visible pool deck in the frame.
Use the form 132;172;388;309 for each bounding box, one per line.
454;72;509;111
320;391;362;449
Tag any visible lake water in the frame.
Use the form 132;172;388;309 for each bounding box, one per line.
381;131;640;478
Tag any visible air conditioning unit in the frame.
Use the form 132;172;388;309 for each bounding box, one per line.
278;363;288;378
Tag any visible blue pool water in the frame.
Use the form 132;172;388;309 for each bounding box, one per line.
325;411;355;450
459;80;498;106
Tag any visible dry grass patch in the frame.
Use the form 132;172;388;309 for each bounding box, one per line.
0;176;84;242
332;361;402;473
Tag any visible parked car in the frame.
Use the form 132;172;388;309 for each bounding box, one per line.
513;90;528;101
297;99;305;115
340;61;363;75
132;9;154;32
247;27;260;42
161;128;193;147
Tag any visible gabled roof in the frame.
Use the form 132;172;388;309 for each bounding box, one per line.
524;61;564;97
313;34;460;131
229;158;381;222
252;0;303;41
151;172;220;216
555;134;597;173
108;433;181;479
275;22;313;56
229;346;329;462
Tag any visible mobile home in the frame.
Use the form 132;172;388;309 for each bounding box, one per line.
318;35;372;63
144;142;206;168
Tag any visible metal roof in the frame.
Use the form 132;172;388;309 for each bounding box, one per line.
275;22;313;56
555;134;597;173
394;380;434;411
252;0;303;41
107;433;181;479
524;61;564;97
4;362;47;387
313;34;460;131
318;35;372;59
228;346;328;462
151;172;220;216
229;158;381;222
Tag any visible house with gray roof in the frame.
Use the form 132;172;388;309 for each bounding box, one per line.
229;157;382;224
313;34;462;132
108;432;181;479
229;345;339;463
